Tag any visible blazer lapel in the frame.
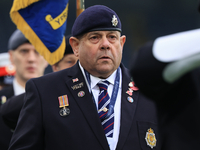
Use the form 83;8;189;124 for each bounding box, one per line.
116;64;139;150
65;63;110;150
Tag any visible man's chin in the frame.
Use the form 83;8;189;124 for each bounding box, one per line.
25;74;41;80
97;66;115;77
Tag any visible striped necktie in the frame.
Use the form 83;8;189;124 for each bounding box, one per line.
97;80;114;137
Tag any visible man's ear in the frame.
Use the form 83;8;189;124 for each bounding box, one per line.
69;37;79;57
8;50;14;65
51;64;59;72
120;35;126;51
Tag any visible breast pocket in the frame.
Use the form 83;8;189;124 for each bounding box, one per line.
137;121;161;150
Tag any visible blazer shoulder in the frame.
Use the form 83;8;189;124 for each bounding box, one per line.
0;85;14;103
28;63;82;86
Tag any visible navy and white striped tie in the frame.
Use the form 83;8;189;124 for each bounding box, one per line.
97;80;114;137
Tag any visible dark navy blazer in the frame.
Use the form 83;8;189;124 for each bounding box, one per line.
9;63;160;150
0;85;14;150
1;93;25;130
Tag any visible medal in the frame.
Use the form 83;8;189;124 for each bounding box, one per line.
58;95;70;116
60;107;70;116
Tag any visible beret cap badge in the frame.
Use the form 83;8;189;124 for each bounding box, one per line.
111;15;118;27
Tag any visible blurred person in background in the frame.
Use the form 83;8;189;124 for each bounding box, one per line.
130;4;200;149
0;29;48;150
1;35;78;131
0;52;15;91
51;35;78;72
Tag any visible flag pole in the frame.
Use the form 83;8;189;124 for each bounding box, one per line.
76;0;85;17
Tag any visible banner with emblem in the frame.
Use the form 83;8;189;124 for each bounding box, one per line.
10;0;69;65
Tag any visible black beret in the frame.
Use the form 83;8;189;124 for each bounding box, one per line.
8;29;29;50
72;5;122;37
64;35;73;55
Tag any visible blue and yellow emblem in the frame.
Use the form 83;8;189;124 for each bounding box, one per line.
145;128;156;149
10;0;69;65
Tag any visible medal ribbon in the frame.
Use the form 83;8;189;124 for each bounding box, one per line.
58;95;69;108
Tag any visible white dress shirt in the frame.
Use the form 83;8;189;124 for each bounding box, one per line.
13;78;25;96
79;62;122;150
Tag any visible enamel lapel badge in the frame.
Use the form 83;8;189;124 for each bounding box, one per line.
145;128;157;149
58;95;70;117
126;81;139;103
71;82;84;90
72;78;79;83
78;91;85;97
129;81;139;91
126;88;133;96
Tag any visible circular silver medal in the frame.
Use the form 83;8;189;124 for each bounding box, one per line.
60;107;70;116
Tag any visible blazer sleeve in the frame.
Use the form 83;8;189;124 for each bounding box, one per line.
0;93;25;130
8;79;44;150
130;41;172;100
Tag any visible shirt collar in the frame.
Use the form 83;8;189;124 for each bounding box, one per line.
79;62;121;90
13;78;25;96
90;70;117;89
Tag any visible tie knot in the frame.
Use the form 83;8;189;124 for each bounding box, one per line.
97;80;109;91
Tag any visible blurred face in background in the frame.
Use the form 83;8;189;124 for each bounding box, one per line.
9;43;48;86
52;53;78;72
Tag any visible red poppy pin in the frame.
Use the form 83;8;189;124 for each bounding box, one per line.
129;81;139;91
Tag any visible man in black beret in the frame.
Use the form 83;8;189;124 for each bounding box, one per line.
130;4;200;150
8;5;160;150
0;35;78;131
0;29;48;150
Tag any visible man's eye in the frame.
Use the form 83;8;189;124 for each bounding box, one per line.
110;35;116;39
64;60;74;64
67;61;72;63
91;36;98;39
89;35;100;43
20;50;28;53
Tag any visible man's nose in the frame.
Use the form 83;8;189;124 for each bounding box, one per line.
100;37;110;50
27;51;37;61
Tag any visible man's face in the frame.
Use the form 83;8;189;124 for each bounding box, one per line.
52;53;78;72
9;43;48;83
71;31;126;78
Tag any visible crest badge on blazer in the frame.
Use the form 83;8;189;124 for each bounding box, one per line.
145;128;157;149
